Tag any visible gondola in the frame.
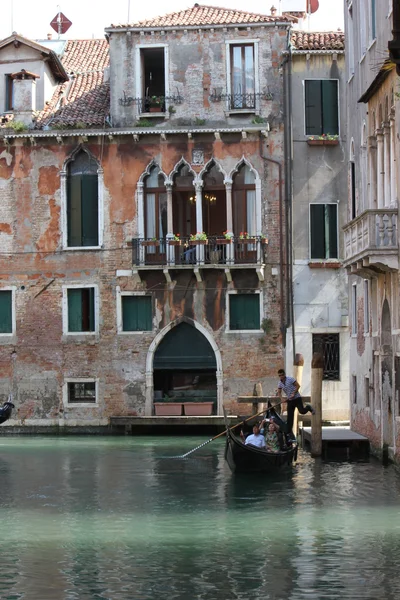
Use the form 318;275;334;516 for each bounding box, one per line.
224;408;297;474
0;400;15;425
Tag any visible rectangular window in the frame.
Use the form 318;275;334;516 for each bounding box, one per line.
67;174;99;247
310;204;338;259
370;0;376;41
141;47;166;112
352;284;357;335
229;294;260;330
350;161;356;220
305;80;339;136
122;295;152;332
67;288;95;332
312;333;340;381
353;375;357;404
364;279;369;334
5;75;14;111
0;290;12;334
230;44;255;109
365;376;370;408
68;381;96;404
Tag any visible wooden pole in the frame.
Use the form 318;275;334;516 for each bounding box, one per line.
292;353;304;439
311;352;323;457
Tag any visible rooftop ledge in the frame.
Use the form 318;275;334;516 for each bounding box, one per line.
0;125;270;140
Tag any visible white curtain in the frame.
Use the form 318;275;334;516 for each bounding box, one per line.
246;190;256;236
146;193;156;253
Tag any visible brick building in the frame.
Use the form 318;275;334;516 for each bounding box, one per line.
0;5;302;428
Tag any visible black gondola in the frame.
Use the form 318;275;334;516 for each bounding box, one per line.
0;401;14;425
224;407;297;474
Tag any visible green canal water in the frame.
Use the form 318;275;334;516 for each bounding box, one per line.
0;437;400;600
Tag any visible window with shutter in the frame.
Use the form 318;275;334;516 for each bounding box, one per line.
67;288;95;332
310;204;338;259
229;294;260;330
0;291;12;334
67;151;99;247
122;296;152;331
305;80;338;136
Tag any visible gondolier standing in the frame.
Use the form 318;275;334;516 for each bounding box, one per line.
276;369;315;441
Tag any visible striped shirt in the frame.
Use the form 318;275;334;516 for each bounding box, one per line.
278;376;301;399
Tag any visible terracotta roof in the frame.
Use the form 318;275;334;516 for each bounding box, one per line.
109;3;296;29
61;39;109;73
291;31;345;51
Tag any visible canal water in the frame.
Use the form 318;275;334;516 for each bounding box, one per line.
0;437;400;600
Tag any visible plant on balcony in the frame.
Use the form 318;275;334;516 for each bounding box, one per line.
307;133;339;146
168;233;181;246
149;96;164;112
216;231;233;244
189;232;208;244
141;237;160;247
239;231;257;243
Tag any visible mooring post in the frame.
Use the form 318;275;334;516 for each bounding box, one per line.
311;352;323;457
293;353;304;440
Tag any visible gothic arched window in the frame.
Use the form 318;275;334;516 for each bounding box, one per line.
67;150;99;247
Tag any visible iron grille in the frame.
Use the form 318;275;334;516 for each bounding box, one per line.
312;333;340;381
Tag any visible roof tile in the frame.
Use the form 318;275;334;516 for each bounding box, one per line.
291;30;345;51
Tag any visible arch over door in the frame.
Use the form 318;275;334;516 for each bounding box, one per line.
153;323;217;370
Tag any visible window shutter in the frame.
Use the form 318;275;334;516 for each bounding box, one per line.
321;80;339;135
67;175;82;246
327;204;338;258
230;294;259;330
68;289;83;332
87;288;95;331
305;81;322;135
81;174;99;246
122;296;152;331
310;205;325;259
0;291;12;333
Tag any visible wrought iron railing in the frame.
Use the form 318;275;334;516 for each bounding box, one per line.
118;92;184;111
132;236;267;267
209;89;273;109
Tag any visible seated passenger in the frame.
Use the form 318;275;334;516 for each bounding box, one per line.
241;424;266;449
264;420;281;453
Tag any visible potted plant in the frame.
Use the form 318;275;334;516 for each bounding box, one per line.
307;134;339;146
239;231;257;243
149;96;163;112
168;233;181;246
154;395;183;416
189;232;208;245
141;237;160;247
216;231;233;244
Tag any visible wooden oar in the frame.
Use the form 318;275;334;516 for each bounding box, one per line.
174;398;286;458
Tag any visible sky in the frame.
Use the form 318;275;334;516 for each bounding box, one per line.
0;0;344;41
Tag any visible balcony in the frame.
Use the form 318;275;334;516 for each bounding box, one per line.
131;236;268;282
343;208;399;274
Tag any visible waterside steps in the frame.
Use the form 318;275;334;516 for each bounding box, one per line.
301;426;370;459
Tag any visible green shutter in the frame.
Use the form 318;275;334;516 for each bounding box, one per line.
321;80;339;136
81;174;99;246
87;288;95;332
305;80;322;135
122;296;152;331
327;204;338;258
230;294;260;330
67;175;82;246
310;205;325;259
0;291;12;333
68;289;83;332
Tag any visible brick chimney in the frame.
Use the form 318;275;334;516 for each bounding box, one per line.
270;5;277;16
11;69;40;126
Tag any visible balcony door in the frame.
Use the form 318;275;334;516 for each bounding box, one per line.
202;163;226;236
172;164;195;237
232;164;256;236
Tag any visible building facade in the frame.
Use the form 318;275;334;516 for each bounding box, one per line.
285;31;349;421
343;0;400;459
0;6;298;428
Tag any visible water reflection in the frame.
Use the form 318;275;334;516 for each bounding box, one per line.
0;437;400;598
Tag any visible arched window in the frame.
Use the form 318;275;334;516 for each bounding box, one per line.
67;150;99;247
172;163;195;236
202;162;226;236
232;164;256;236
144;166;167;240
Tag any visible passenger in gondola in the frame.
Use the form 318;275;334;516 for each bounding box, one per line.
264;420;281;453
240;423;266;449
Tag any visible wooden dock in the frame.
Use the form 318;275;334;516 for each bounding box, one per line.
110;415;238;435
301;426;370;459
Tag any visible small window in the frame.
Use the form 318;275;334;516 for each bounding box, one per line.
0;290;12;334
229;294;260;330
364;279;370;334
68;381;96;404
67;288;95;332
5;75;13;111
352;375;357;404
350;160;356;219
365;376;370;408
370;0;376;41
141;47;166;112
122;296;152;332
310;204;338;259
352;284;357;335
312;333;340;381
67;150;99;247
230;44;255;109
305;80;339;136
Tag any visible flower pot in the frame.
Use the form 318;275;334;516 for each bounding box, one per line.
183;402;214;416
168;240;181;246
154;402;183;416
324;140;339;146
239;238;257;244
141;240;160;247
307;139;324;146
189;240;208;245
149;106;162;113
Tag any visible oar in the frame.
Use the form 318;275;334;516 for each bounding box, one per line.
174;398;286;458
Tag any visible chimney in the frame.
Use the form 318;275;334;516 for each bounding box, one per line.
47;33;52;40
11;69;40;127
270;5;277;16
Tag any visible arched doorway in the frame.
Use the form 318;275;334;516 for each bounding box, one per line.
381;299;393;449
145;318;223;416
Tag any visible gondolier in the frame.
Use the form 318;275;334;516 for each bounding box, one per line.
276;369;315;441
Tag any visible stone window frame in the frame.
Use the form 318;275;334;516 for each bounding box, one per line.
63;377;99;407
303;78;340;138
60;146;104;251
225;289;263;333
0;286;16;339
225;39;260;114
116;287;155;335
308;202;339;261
135;43;169;117
62;283;100;337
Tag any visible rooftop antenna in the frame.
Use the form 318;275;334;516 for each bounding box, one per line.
127;0;131;23
10;0;13;33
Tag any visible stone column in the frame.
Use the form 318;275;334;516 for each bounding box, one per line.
383;122;391;207
195;181;204;264
376;128;384;209
166;184;174;265
390;111;397;207
368;135;377;209
224;179;234;264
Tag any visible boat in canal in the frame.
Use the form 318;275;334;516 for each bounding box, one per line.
0;399;14;425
